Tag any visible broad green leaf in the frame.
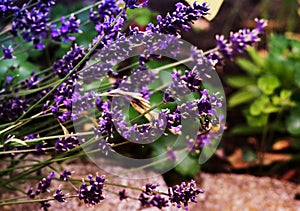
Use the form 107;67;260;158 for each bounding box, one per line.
16;52;29;62
175;155;200;177
263;104;280;114
245;111;268;127
225;75;255;88
257;75;281;95
236;58;261;75
249;96;269;116
272;90;295;107
19;62;39;79
246;47;266;68
228;89;259;108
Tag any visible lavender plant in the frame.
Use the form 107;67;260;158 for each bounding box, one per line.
0;0;266;210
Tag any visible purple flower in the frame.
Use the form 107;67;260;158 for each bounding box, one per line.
139;183;169;209
27;187;35;199
71;91;98;120
49;45;87;122
53;188;67;203
40;201;51;211
89;0;125;47
53;44;86;78
55;136;79;152
119;189;127;200
36;172;55;195
0;96;27;123
209;18;267;65
1;45;15;59
145;2;209;35
124;0;149;9
35;142;49;153
60;170;72;181
0;0;19;17
29;172;55;196
11;0;55;50
89;0;122;24
51;14;81;43
77;174;106;206
168;180;204;211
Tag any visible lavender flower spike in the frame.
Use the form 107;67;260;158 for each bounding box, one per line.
209;18;267;65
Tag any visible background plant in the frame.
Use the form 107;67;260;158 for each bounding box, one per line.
226;34;300;164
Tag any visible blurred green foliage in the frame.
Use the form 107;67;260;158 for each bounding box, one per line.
227;34;300;144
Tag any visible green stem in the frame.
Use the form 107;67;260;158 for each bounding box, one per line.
259;114;269;169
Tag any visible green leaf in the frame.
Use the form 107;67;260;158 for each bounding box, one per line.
245;111;268;127
263;104;280;114
175;155;200;177
249;96;269;116
225;75;255;88
257;75;281;95
286;109;300;135
272;89;295;107
246;47;266;68
16;52;29;62
19;62;39;79
228;89;259;108
236;58;261;75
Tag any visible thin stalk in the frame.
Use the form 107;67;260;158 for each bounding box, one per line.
258;114;269;171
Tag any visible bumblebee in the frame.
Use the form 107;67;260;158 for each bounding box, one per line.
199;114;220;133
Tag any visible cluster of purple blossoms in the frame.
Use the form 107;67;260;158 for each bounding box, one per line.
60;170;72;181
138;183;169;209
53;187;67;203
0;96;27;123
53;44;86;78
77;174;106;206
146;2;209;36
27;172;55;199
124;0;149;9
40;201;51;211
0;0;19;17
209;18;267;65
11;0;55;50
168;180;204;210
55;135;79;152
51;14;81;43
49;45;86;121
0;71;43;123
89;0;125;47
